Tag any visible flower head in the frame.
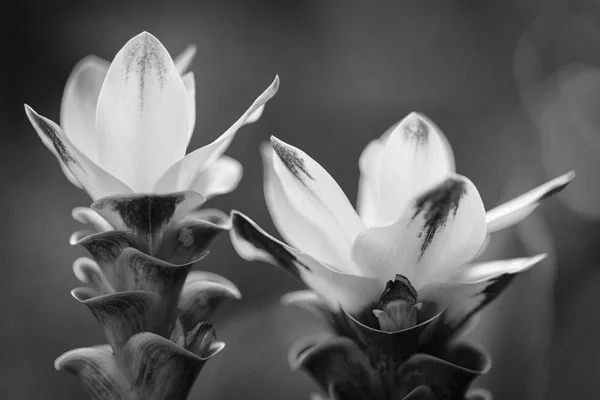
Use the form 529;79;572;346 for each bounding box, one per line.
25;31;279;200
230;112;574;340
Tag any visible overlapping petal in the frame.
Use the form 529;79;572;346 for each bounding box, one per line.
357;113;455;227
153;75;279;194
60;55;109;165
486;171;575;233
262;143;360;273
268;137;364;274
352;175;487;287
419;254;546;341
230;211;384;314
95;32;190;192
25;105;134;200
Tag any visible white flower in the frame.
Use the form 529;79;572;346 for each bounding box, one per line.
25;32;279;200
230;112;574;333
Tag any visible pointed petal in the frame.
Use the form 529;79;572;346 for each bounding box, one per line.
152;75;279;193
352;175;486;287
122;332;222;400
60;55;109;164
92;191;205;255
174;44;197;75
72;288;164;352
230;211;384;315
73;257;114;293
95;32;189;191
363;113;455;227
290;335;384;399
420;254;547;341
182;72;196;143
72;207;113;233
55;346;131;400
177;279;241;331
156;217;228;265
25;106;133;199
262;143;361;273
486;171;575;233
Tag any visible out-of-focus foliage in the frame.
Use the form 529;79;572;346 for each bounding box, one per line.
3;1;600;399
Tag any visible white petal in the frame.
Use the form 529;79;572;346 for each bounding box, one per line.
486;171;575;233
25;105;133;200
229;211;384;314
269;137;365;264
364;112;455;227
95;32;190;192
60;55;109;165
72;207;113;232
262;143;361;274
356;121;397;226
153;75;279;192
174;44;197;75
419;254;547;333
182;72;196;144
352;175;486;288
157;155;242;199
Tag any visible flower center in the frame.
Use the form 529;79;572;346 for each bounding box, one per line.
373;274;421;332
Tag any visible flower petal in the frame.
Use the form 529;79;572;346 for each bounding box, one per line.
60;55;109;165
25;106;133;199
352;175;486;288
73;257;114;293
152;75;279;193
174;44;197;75
92;191;205;255
72;207;113;233
230;211;384;315
177;279;241;331
159;155;243;199
419;254;547;341
360;113;455;227
290;335;385;399
262;143;361;273
72;288;164;352
95;32;189;191
54;346;130;400
356;121;397;226
122;332;222;400
182;72;196;144
486;171;575;233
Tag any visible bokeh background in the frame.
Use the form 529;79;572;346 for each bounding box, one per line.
3;0;600;399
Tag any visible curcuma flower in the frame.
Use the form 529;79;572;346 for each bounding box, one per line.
23;32;273;400
25;31;279;200
230;112;574;399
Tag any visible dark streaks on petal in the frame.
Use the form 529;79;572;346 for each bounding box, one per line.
403;116;429;147
272;139;315;181
123;33;168;110
412;178;466;259
231;212;309;279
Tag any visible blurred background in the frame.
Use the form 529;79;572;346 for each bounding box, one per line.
2;0;600;398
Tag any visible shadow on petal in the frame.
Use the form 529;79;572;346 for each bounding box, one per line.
72;288;165;352
402;385;434;400
177;279;241;332
92;191;205;254
116;248;203;331
394;343;490;400
156;218;228;265
74;230;143;291
342;307;443;365
290;335;384;400
54;346;131;400
122;332;223;400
